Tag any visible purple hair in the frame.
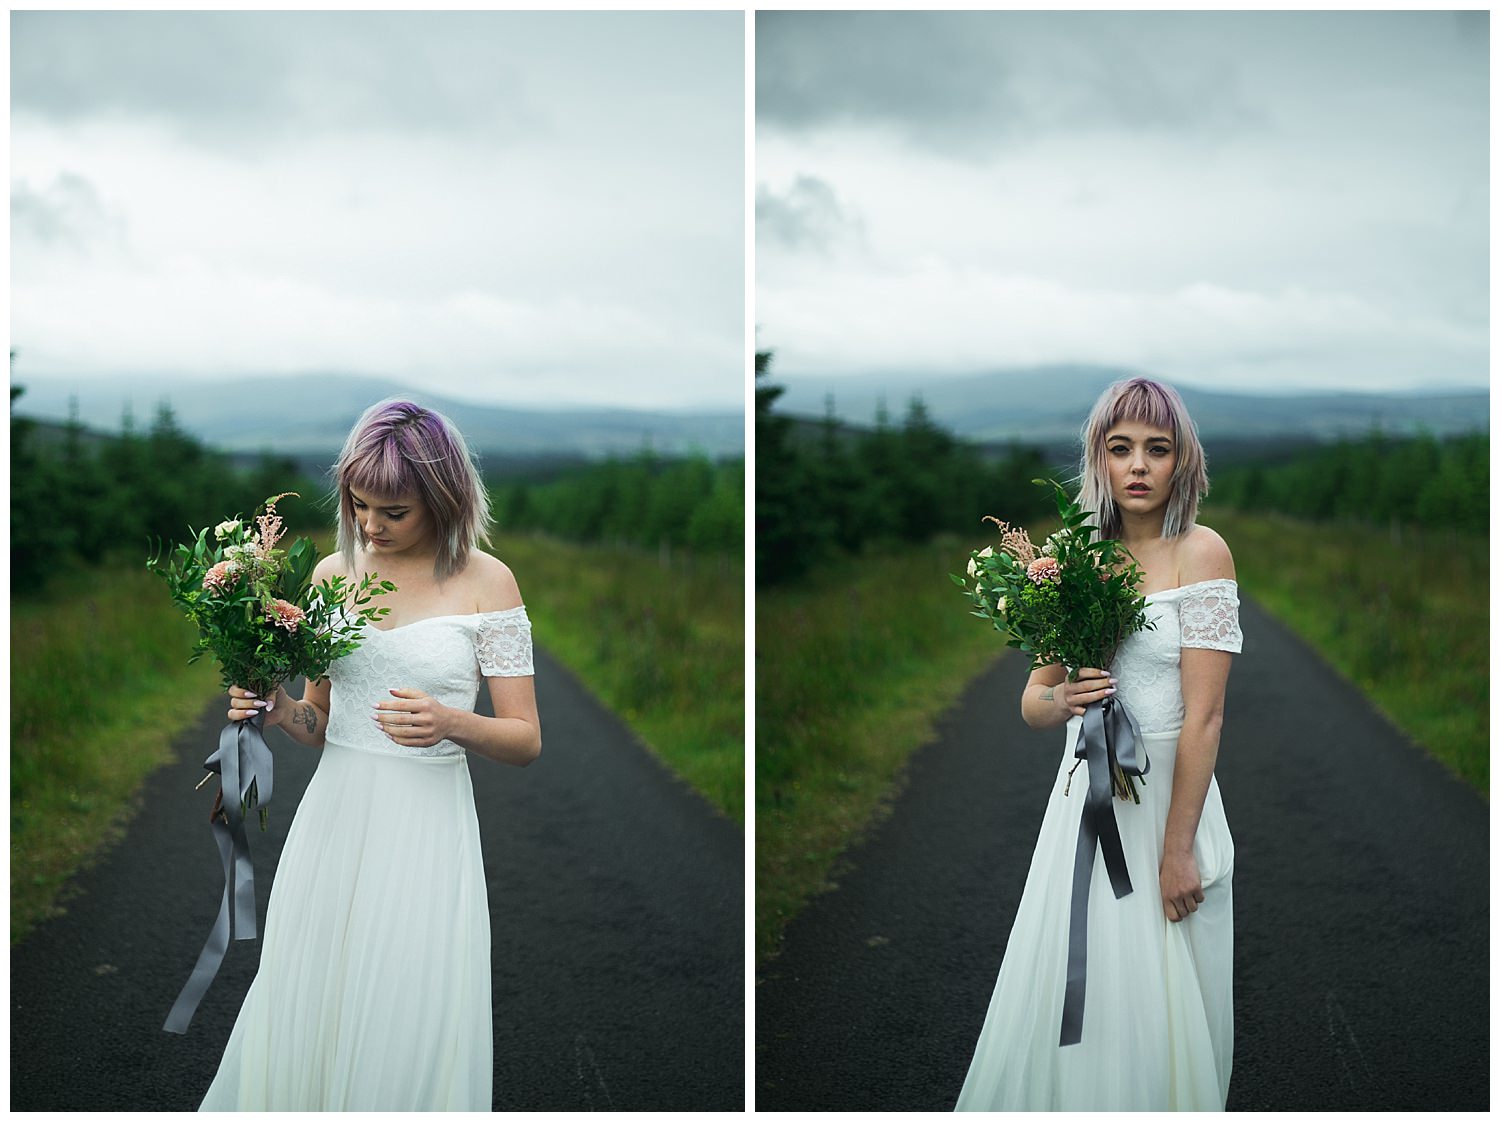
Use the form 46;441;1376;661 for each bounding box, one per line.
334;398;492;579
1076;377;1209;540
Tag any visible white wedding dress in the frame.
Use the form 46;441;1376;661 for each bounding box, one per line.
200;607;534;1111
956;579;1242;1111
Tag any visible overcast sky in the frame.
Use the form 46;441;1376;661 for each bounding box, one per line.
11;11;744;411
756;10;1489;395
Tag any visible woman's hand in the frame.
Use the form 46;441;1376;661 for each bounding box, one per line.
1057;668;1116;717
227;685;287;726
373;688;454;748
1160;849;1204;922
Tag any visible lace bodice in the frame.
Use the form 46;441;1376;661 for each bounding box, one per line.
324;607;534;760
1108;579;1242;735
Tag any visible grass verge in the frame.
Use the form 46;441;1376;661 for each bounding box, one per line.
11;564;223;943
491;534;745;822
1203;507;1488;794
755;536;1006;964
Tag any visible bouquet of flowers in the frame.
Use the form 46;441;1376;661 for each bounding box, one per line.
953;479;1155;801
148;492;393;1033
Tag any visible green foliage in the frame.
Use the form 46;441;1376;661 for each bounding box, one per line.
756;351;1053;586
488;451;743;556
959;480;1153;676
147;495;393;698
10;387;322;595
1212;431;1487;534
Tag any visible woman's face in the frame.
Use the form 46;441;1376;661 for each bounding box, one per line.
349;487;433;558
1104;420;1176;518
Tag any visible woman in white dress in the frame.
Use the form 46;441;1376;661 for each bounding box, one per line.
956;377;1242;1111
202;398;542;1110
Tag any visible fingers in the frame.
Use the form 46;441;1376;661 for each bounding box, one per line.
227;687;274;722
1065;669;1117;715
1163;892;1203;923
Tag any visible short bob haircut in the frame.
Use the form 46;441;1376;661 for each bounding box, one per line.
1076;377;1208;540
333;398;492;580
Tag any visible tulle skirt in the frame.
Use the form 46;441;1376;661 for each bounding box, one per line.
200;739;493;1111
955;722;1233;1111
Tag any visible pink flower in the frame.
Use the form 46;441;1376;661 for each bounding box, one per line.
266;598;305;632
203;560;239;591
1026;556;1062;586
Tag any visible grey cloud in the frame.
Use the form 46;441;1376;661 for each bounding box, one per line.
11;11;730;143
11;173;125;253
757;11;1490;155
756;176;864;254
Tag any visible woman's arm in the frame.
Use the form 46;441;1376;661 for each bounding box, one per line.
373;553;542;767
1160;527;1236;923
1022;664;1117;729
444;676;542;767
225;555;343;747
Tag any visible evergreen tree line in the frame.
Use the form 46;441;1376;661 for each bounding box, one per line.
489;452;744;556
11;387;322;596
1208;431;1487;535
756;352;1055;587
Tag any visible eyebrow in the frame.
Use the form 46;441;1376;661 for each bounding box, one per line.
1105;433;1173;445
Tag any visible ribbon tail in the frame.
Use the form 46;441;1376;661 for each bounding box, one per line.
163;814;236;1033
1060;801;1098;1047
163;718;274;1033
1060;699;1142;1046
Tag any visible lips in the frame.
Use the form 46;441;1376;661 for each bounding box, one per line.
1125;484;1150;495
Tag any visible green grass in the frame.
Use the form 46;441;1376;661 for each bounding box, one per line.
755;536;1007;963
11;564;224;942
1203;507;1488;794
493;534;745;822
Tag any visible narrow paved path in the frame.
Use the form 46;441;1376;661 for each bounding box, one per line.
11;649;744;1111
756;597;1487;1111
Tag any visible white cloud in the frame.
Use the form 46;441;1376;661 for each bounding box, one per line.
10;12;744;410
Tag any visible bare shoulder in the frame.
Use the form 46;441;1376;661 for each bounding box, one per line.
312;551;349;582
1179;523;1235;584
466;549;524;613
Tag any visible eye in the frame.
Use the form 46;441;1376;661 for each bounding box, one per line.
1108;445;1129;455
387;513;407;522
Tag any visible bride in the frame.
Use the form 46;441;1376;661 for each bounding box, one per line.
201;398;541;1111
956;377;1241;1111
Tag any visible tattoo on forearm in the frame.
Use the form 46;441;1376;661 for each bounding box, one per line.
293;704;318;735
1041;688;1055;702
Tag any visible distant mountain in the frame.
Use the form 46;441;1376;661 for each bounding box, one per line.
772;364;1489;446
10;373;745;464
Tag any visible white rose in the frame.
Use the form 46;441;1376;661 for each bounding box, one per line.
978;546;994;558
997;596;1008;613
967;556;979;579
214;519;241;541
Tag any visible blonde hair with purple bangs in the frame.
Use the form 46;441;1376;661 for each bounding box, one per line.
334;398;492;580
1077;377;1208;540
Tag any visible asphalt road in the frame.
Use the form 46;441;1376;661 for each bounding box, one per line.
755;596;1488;1111
11;649;744;1111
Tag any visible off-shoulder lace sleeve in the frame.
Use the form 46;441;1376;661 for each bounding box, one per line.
474;607;534;677
1179;579;1243;653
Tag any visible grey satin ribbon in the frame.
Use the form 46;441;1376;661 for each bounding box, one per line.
163;714;274;1034
1059;695;1148;1046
